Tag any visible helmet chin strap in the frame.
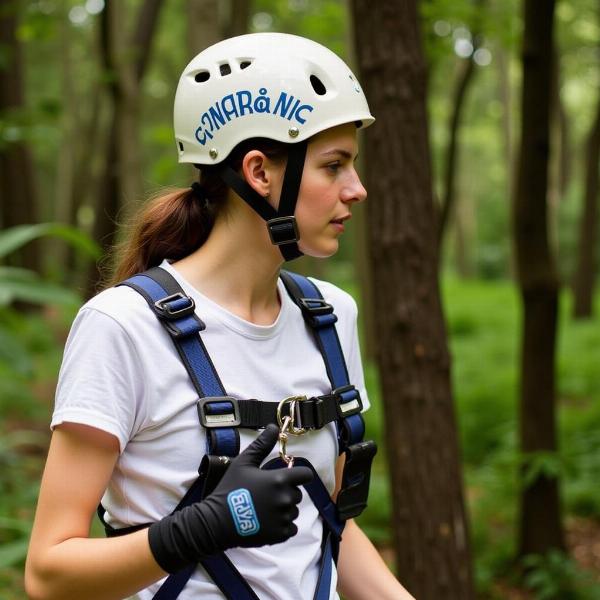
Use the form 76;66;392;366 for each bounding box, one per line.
217;141;308;262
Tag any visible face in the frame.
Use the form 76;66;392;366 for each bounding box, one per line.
293;123;367;258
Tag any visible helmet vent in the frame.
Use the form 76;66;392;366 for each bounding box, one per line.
178;141;184;152
219;63;232;76
310;75;327;96
194;71;210;83
239;60;252;70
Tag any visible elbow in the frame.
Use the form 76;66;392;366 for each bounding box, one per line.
24;572;46;600
24;555;56;600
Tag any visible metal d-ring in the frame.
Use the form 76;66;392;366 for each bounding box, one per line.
276;395;308;436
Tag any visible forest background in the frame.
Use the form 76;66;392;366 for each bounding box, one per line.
1;0;600;599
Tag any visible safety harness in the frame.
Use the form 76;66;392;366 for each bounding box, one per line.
98;266;377;600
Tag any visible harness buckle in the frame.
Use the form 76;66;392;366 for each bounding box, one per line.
276;395;308;435
298;297;333;316
267;216;300;246
296;297;336;328
336;439;378;520
154;293;196;320
197;397;241;428
333;385;363;418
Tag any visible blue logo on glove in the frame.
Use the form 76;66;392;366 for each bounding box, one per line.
227;488;260;536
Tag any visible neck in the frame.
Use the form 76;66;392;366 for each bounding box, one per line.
171;202;286;325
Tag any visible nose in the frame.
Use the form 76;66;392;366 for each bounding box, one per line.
341;168;367;205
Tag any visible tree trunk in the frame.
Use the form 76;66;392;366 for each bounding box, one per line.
547;47;569;262
497;47;514;204
454;191;473;278
351;2;474;598
86;0;164;296
572;88;600;318
513;0;564;559
51;9;77;272
188;0;222;55
0;1;38;271
437;35;480;248
225;0;251;39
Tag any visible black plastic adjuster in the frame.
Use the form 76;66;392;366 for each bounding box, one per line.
299;297;334;317
311;397;326;429
154;293;196;320
267;216;300;246
197;397;241;428
297;297;336;328
334;384;363;418
336;439;378;520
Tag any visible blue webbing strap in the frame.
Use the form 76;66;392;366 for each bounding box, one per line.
152;565;197;600
279;271;366;450
264;457;344;600
120;271;240;458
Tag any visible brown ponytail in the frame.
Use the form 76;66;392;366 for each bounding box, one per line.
106;186;215;286
106;137;289;288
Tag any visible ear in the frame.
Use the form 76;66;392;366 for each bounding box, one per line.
241;151;274;199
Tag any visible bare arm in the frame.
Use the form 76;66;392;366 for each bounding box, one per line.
25;423;166;600
337;519;415;600
334;456;415;600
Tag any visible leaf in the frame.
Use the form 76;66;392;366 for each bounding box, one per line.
0;223;100;260
0;267;80;306
0;516;32;535
0;327;32;374
0;537;29;568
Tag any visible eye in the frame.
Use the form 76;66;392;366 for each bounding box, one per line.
326;161;341;173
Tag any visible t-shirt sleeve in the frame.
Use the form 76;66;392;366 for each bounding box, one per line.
51;307;144;453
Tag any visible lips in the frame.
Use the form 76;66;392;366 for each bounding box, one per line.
330;214;351;224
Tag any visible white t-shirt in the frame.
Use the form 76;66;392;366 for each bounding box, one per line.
52;260;370;600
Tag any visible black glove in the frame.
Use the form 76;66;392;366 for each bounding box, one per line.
148;424;314;573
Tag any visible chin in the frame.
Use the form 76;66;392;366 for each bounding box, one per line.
299;239;339;259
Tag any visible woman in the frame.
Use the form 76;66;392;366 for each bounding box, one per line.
25;33;414;600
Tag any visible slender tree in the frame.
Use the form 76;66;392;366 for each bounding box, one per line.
513;0;565;558
351;2;474;598
572;34;600;318
86;0;164;296
0;0;38;271
225;0;251;39
437;1;484;250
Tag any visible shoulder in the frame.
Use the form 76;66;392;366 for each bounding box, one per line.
66;283;163;352
79;284;155;329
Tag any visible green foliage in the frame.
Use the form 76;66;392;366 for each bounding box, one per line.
523;550;600;600
519;451;566;488
0;223;88;592
0;223;100;260
0;224;99;306
252;0;347;57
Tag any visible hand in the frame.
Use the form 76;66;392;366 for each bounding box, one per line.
148;424;314;573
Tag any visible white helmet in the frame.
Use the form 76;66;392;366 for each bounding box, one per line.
174;32;374;165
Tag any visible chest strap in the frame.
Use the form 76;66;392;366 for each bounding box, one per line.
197;389;362;431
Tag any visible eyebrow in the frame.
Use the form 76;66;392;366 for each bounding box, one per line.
319;148;358;160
